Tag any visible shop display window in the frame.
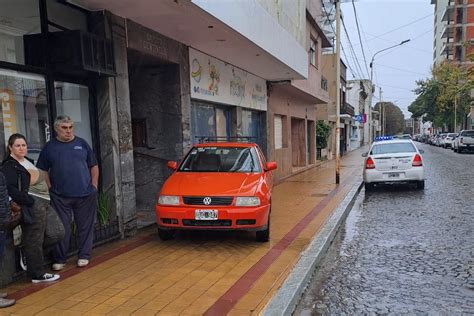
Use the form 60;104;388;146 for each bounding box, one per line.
54;81;92;146
0;69;49;161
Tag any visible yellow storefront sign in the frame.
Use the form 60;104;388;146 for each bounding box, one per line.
1;89;18;140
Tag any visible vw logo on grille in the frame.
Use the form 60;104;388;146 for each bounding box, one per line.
203;197;212;205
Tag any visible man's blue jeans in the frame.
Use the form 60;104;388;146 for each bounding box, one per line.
0;229;6;264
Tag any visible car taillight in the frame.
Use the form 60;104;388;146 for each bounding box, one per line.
366;157;375;169
412;154;422;167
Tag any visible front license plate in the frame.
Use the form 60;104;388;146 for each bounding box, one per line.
388;173;400;178
195;210;218;220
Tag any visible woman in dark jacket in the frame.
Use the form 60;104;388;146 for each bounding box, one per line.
0;171;15;308
2;134;63;283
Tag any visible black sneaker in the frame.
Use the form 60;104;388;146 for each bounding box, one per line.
31;273;60;284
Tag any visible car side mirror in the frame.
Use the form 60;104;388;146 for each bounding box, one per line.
167;161;178;170
361;152;368;157
266;162;277;171
419;149;424;154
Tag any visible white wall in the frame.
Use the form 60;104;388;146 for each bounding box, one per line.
192;0;308;78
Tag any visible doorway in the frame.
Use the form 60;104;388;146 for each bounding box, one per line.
128;49;182;226
291;117;305;168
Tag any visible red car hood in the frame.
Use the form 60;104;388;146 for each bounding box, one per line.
160;172;261;196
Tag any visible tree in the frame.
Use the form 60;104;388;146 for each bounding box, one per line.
408;78;439;122
408;61;472;131
316;120;331;149
432;61;472;131
374;102;405;135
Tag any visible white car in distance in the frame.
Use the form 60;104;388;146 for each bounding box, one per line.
363;139;425;191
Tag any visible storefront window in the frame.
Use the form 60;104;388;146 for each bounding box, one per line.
191;103;215;143
54;82;92;145
0;0;41;65
1;69;49;161
242;109;260;144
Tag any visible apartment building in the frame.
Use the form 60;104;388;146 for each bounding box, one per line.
433;0;474;63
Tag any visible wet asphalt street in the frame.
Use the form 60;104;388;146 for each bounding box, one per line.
294;142;474;315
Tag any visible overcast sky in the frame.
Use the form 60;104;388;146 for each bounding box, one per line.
339;0;433;118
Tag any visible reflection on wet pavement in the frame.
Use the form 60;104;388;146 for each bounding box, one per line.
295;143;474;314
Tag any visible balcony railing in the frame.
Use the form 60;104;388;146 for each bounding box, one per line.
341;103;355;116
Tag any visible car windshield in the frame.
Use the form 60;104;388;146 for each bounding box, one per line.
179;146;261;172
461;130;474;136
371;142;417;155
448;133;457;137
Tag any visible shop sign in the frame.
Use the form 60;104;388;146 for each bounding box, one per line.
127;21;168;60
0;89;18;140
189;48;267;111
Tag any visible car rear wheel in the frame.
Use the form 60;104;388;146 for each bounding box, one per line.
364;182;374;191
158;228;175;241
416;180;425;190
256;218;270;242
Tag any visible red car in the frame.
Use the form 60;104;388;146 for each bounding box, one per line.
155;142;277;242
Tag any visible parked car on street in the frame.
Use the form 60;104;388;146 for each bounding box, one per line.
454;130;474;153
444;133;457;148
435;133;446;147
362;138;425;190
155;141;277;242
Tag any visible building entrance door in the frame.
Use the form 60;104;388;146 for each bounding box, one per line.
128;49;182;227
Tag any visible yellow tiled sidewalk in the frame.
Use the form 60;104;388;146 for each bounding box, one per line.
0;148;364;315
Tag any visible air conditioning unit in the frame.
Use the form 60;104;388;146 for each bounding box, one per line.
24;30;116;76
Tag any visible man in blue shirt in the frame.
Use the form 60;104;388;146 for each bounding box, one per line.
37;115;99;270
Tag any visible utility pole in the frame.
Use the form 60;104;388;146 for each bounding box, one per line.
380;88;384;135
335;0;341;185
454;93;457;133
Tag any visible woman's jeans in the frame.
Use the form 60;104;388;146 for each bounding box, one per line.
22;197;65;279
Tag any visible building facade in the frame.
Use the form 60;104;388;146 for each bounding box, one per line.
317;54;351;159
267;0;331;180
0;0;327;284
433;0;474;63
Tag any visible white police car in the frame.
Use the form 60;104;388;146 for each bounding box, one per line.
362;137;425;190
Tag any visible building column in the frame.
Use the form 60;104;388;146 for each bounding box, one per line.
91;12;137;237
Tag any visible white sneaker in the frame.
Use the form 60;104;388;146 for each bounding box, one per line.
77;259;89;267
52;263;65;271
32;273;60;283
0;298;15;308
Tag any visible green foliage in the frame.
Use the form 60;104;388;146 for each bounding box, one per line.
374;102;405;135
97;192;111;226
409;61;473;130
316;121;331;149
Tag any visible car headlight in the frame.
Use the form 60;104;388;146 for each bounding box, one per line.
158;195;180;206
235;197;260;206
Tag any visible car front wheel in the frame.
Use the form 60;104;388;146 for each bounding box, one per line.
256;217;270;242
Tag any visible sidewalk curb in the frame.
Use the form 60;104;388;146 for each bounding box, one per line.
262;180;363;316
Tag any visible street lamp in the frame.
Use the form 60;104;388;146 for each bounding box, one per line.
369;39;410;138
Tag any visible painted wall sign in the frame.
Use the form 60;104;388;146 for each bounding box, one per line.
189;48;267;111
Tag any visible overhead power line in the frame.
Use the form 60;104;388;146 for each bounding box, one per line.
351;0;370;78
376;63;429;76
341;16;366;79
322;2;361;79
371;13;433;39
